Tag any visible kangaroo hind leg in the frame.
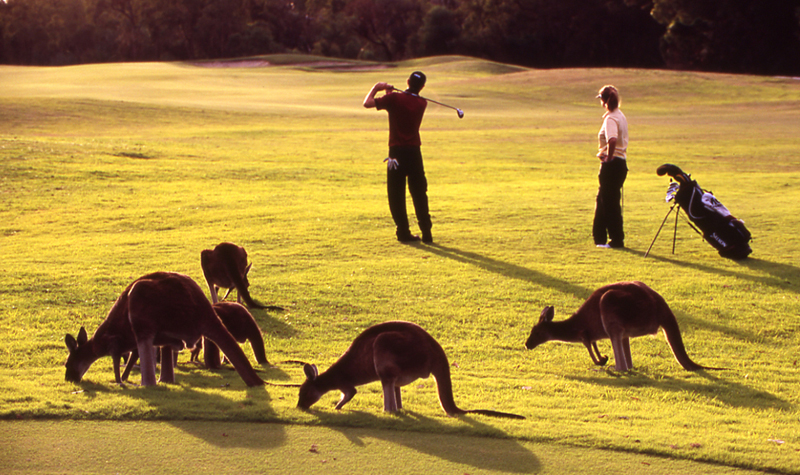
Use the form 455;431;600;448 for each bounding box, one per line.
395;386;403;410
599;289;635;371
159;347;175;384
609;335;631;371
381;379;399;412
137;341;158;386
621;337;632;370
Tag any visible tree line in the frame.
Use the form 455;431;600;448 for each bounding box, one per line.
1;0;799;75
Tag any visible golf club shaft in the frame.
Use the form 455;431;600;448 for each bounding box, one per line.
391;87;463;117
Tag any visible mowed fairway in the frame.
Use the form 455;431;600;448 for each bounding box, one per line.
1;56;799;474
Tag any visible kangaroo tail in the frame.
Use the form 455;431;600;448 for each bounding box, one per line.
661;312;722;371
466;409;526;420
431;347;524;419
203;317;264;387
279;359;311;366
435;370;525;419
225;258;263;309
248;328;270;365
262;305;285;312
265;381;302;387
431;347;465;416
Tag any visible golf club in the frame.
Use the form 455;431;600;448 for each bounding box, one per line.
391;86;464;118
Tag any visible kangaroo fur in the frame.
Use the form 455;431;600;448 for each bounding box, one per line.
297;321;525;419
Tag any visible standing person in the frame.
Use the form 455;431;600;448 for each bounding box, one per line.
593;85;629;249
363;71;433;244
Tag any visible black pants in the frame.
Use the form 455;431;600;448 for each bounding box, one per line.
593;157;628;247
387;146;432;240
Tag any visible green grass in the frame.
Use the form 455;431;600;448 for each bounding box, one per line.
0;420;764;474
1;55;799;473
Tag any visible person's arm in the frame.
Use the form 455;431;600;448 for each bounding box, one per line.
601;116;618;162
605;137;617;162
363;82;392;109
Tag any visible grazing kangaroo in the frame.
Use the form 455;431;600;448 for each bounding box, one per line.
525;281;718;371
297;321;525;419
201;242;282;310
64;272;264;387
190;302;270;368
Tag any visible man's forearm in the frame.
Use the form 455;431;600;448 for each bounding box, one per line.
363;82;391;108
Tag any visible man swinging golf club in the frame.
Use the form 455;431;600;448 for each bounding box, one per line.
363;71;433;244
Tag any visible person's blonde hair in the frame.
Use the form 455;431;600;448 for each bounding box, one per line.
598;85;620;110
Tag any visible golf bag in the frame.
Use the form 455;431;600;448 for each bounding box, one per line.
656;164;751;260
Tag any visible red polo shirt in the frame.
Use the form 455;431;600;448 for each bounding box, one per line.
374;91;427;147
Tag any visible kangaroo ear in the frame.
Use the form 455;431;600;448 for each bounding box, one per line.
77;326;88;345
245;262;252;276
65;334;78;352
303;363;318;381
539;306;554;323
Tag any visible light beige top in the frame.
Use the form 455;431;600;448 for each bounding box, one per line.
597;108;628;159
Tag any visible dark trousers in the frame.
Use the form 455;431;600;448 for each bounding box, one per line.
387;146;432;239
593;157;628;246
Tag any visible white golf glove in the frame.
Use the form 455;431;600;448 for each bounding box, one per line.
383;157;399;170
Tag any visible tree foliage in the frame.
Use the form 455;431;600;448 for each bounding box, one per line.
647;0;800;74
1;0;798;74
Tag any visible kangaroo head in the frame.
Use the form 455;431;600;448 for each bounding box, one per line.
525;306;555;350
64;326;95;382
297;363;323;409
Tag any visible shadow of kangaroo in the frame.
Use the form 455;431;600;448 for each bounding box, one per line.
64;272;264;387
190;302;270;368
298;321;525;419
201;242;283;311
525;281;721;372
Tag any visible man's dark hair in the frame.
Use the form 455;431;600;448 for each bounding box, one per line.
407;71;426;94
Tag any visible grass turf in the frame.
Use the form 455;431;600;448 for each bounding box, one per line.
0;55;799;473
0;420;765;475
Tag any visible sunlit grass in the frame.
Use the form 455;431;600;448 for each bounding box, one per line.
0;56;799;473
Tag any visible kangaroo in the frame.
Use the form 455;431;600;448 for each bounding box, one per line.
297;321;525;419
525;281;718;371
123;301;269;380
64;272;264;387
201;242;282;310
190;302;270;368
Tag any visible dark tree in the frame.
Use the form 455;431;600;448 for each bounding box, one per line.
345;0;424;60
0;0;797;74
649;0;800;74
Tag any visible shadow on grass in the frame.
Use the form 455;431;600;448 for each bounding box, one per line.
637;246;800;295
310;409;541;473
739;257;800;291
420;243;590;299
565;369;792;412
673;309;761;343
110;369;281;448
625;248;793;343
244;306;299;339
418;243;769;345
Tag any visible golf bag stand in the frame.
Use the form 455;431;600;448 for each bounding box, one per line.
644;200;682;257
647;164;752;260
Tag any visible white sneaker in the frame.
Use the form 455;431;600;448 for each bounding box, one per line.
596;244;611;249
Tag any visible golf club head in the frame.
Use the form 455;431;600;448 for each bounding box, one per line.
457;109;464;119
